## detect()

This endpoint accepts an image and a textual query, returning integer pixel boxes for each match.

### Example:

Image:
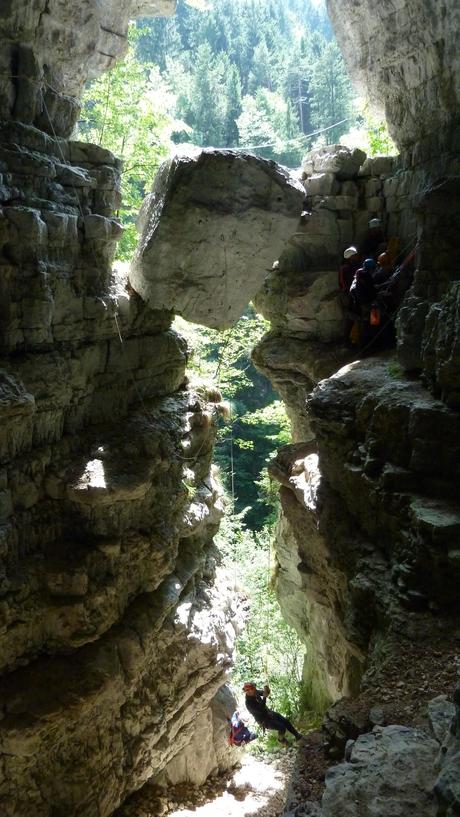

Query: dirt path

[117,732,329,817]
[168,753,294,817]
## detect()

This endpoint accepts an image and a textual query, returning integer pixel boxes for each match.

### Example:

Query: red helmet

[242,682,256,692]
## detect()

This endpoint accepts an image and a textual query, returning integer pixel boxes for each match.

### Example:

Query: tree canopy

[135,0,353,166]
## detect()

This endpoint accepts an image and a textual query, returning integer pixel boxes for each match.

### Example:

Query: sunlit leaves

[78,26,178,258]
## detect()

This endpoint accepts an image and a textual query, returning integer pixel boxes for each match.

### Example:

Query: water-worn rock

[323,725,439,817]
[156,685,240,786]
[130,150,305,329]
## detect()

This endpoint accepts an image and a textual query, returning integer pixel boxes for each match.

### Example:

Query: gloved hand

[263,684,270,697]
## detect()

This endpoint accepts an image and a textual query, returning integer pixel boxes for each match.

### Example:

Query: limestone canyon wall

[0,0,176,137]
[251,1,460,812]
[0,4,243,817]
[1,0,460,815]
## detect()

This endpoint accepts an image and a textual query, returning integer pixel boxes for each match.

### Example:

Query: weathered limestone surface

[435,684,460,816]
[321,685,460,817]
[268,444,365,701]
[326,0,460,152]
[252,0,460,715]
[130,150,305,329]
[309,357,460,612]
[253,144,395,441]
[156,685,240,787]
[0,12,246,812]
[0,0,175,137]
[325,0,460,401]
[323,725,439,817]
[0,117,243,815]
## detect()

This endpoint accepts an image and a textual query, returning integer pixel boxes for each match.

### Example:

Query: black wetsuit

[245,690,300,738]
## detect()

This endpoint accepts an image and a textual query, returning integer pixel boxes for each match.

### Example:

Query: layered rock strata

[0,0,175,137]
[0,119,241,816]
[253,146,400,442]
[251,11,460,817]
[327,0,460,404]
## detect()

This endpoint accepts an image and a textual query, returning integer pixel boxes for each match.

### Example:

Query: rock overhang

[326,0,460,151]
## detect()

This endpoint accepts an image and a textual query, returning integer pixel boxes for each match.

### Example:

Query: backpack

[228,711,249,746]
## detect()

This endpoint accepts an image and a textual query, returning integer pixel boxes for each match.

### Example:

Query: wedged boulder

[129,150,305,329]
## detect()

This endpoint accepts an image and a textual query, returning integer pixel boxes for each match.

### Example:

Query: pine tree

[310,41,352,142]
[248,39,273,93]
[190,43,226,145]
[224,64,243,146]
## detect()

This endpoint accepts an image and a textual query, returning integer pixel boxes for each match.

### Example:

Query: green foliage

[216,513,305,721]
[309,41,352,142]
[387,359,404,379]
[366,116,397,157]
[340,102,397,157]
[77,27,177,259]
[175,309,289,529]
[237,88,304,165]
[135,0,355,166]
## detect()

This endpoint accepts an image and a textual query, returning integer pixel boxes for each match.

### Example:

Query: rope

[0,71,71,98]
[2,68,353,155]
[229,422,238,591]
[263,532,270,679]
[234,116,352,152]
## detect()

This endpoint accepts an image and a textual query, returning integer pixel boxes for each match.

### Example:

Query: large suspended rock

[129,150,305,329]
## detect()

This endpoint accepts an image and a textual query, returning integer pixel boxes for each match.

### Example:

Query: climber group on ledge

[338,217,416,351]
[228,682,304,748]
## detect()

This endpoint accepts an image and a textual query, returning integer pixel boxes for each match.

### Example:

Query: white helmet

[343,246,358,259]
[368,218,381,228]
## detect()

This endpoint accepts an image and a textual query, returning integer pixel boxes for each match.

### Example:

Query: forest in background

[134,0,350,165]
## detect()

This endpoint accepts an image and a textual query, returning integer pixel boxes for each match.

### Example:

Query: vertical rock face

[326,0,460,153]
[0,0,176,137]
[326,0,460,396]
[253,136,460,711]
[0,116,242,816]
[0,4,244,816]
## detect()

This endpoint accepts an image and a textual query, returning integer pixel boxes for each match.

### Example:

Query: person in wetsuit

[242,682,303,745]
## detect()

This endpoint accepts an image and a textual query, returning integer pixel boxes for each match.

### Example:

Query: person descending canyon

[361,217,386,259]
[339,246,361,293]
[242,682,303,746]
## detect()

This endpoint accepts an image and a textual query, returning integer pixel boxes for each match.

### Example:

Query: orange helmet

[378,252,389,266]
